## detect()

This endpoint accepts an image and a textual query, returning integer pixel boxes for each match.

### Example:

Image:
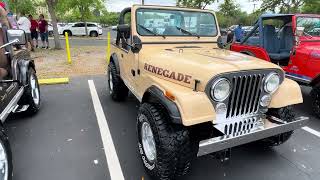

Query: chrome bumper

[197,116,309,157]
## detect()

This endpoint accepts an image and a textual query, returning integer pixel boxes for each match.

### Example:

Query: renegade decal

[144,63,192,84]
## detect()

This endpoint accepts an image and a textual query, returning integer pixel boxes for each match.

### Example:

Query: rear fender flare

[18,59,35,86]
[110,53,120,74]
[142,85,182,124]
[310,75,320,87]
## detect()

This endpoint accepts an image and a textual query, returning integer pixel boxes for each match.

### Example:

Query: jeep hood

[141,47,282,91]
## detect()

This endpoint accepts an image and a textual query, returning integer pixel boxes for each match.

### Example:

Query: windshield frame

[135,7,218,37]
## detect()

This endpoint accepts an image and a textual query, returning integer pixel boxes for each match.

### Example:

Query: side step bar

[197,116,309,157]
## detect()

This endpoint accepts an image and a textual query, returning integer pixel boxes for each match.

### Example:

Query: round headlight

[264,73,280,94]
[211,78,231,101]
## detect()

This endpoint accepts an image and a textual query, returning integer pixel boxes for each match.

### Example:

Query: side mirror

[217,36,225,49]
[117,24,130,38]
[7,29,26,45]
[131,35,142,53]
[296,26,305,37]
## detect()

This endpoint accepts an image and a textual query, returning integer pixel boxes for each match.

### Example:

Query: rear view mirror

[296,27,305,37]
[7,29,26,45]
[131,35,142,53]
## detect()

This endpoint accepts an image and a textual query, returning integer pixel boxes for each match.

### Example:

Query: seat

[280,26,294,53]
[263,25,289,61]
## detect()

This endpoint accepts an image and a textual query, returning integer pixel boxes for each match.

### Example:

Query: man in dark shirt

[29,15,39,48]
[234,24,244,42]
[38,14,49,49]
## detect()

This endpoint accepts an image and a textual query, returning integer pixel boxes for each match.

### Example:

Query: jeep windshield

[136,8,218,37]
[297,17,320,36]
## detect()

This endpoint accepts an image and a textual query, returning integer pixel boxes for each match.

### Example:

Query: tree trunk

[85,21,88,37]
[46,0,62,49]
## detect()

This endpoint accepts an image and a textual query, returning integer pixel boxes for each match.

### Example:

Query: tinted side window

[87,23,97,27]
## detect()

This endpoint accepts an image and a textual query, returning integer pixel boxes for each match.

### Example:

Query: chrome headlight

[264,73,280,94]
[210,78,231,102]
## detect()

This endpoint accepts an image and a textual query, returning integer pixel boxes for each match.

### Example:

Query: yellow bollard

[65,32,72,64]
[107,31,111,64]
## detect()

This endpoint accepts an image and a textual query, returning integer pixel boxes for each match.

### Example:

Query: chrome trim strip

[197,116,309,157]
[0,87,24,122]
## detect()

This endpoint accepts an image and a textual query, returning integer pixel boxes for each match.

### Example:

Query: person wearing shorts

[17,12,34,51]
[38,14,49,49]
[29,15,39,48]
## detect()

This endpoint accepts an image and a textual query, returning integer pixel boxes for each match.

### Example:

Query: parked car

[230,14,320,117]
[0,28,41,180]
[58,22,103,37]
[48,24,53,36]
[108,5,308,180]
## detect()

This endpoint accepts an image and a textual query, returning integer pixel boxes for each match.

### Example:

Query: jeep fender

[18,59,35,86]
[110,53,120,74]
[142,86,182,124]
[270,78,303,108]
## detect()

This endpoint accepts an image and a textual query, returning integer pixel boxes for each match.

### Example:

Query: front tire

[257,106,295,147]
[310,87,320,118]
[0,126,13,180]
[21,67,41,115]
[137,103,197,180]
[108,62,128,101]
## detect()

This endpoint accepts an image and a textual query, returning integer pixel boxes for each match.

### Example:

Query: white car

[58,22,103,37]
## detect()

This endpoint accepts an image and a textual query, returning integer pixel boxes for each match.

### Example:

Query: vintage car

[230,14,320,117]
[107,5,308,179]
[0,27,41,180]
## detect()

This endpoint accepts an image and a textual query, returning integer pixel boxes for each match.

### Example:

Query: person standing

[234,23,244,42]
[17,12,34,51]
[38,14,49,49]
[29,15,39,48]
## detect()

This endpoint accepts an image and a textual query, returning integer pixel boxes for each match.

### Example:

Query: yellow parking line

[39,78,69,85]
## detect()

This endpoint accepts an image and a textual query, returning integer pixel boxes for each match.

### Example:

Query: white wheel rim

[108,71,113,94]
[141,119,156,162]
[0,142,8,180]
[30,74,40,105]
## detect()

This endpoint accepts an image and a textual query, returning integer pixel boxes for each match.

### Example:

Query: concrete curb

[39,78,69,85]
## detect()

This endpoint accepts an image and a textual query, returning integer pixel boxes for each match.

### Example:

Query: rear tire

[63,30,72,36]
[256,106,295,147]
[0,126,13,180]
[20,67,41,115]
[90,31,98,37]
[137,103,197,180]
[108,62,128,101]
[311,87,320,118]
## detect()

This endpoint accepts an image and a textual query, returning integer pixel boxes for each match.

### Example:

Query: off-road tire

[108,62,128,101]
[257,106,295,147]
[310,87,320,118]
[90,31,98,37]
[137,103,197,180]
[0,126,13,180]
[20,67,41,115]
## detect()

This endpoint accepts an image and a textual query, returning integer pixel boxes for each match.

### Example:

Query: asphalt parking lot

[5,76,320,180]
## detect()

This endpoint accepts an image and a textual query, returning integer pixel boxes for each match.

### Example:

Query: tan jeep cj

[107,5,309,180]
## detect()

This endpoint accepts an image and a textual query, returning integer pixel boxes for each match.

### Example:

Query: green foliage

[177,0,218,9]
[218,0,241,17]
[253,0,304,13]
[302,0,320,13]
[8,0,36,14]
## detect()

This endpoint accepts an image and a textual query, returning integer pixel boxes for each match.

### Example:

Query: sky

[105,0,262,13]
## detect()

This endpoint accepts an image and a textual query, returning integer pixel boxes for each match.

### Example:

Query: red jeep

[230,14,320,117]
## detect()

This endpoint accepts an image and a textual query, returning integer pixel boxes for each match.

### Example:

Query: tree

[64,0,105,36]
[46,0,62,49]
[254,0,304,13]
[177,0,218,9]
[218,0,241,17]
[302,0,320,13]
[8,0,35,14]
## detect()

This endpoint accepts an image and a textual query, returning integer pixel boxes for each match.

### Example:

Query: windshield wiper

[176,26,200,38]
[138,24,165,39]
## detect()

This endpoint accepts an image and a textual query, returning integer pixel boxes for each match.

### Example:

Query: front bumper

[197,116,309,157]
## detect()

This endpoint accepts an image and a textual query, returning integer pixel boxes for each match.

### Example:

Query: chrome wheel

[30,74,40,106]
[0,142,8,180]
[141,119,156,162]
[108,71,113,94]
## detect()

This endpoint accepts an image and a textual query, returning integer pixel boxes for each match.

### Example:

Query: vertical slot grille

[226,74,264,118]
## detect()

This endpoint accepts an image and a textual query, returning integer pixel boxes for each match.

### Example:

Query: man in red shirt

[29,15,39,48]
[38,14,49,49]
